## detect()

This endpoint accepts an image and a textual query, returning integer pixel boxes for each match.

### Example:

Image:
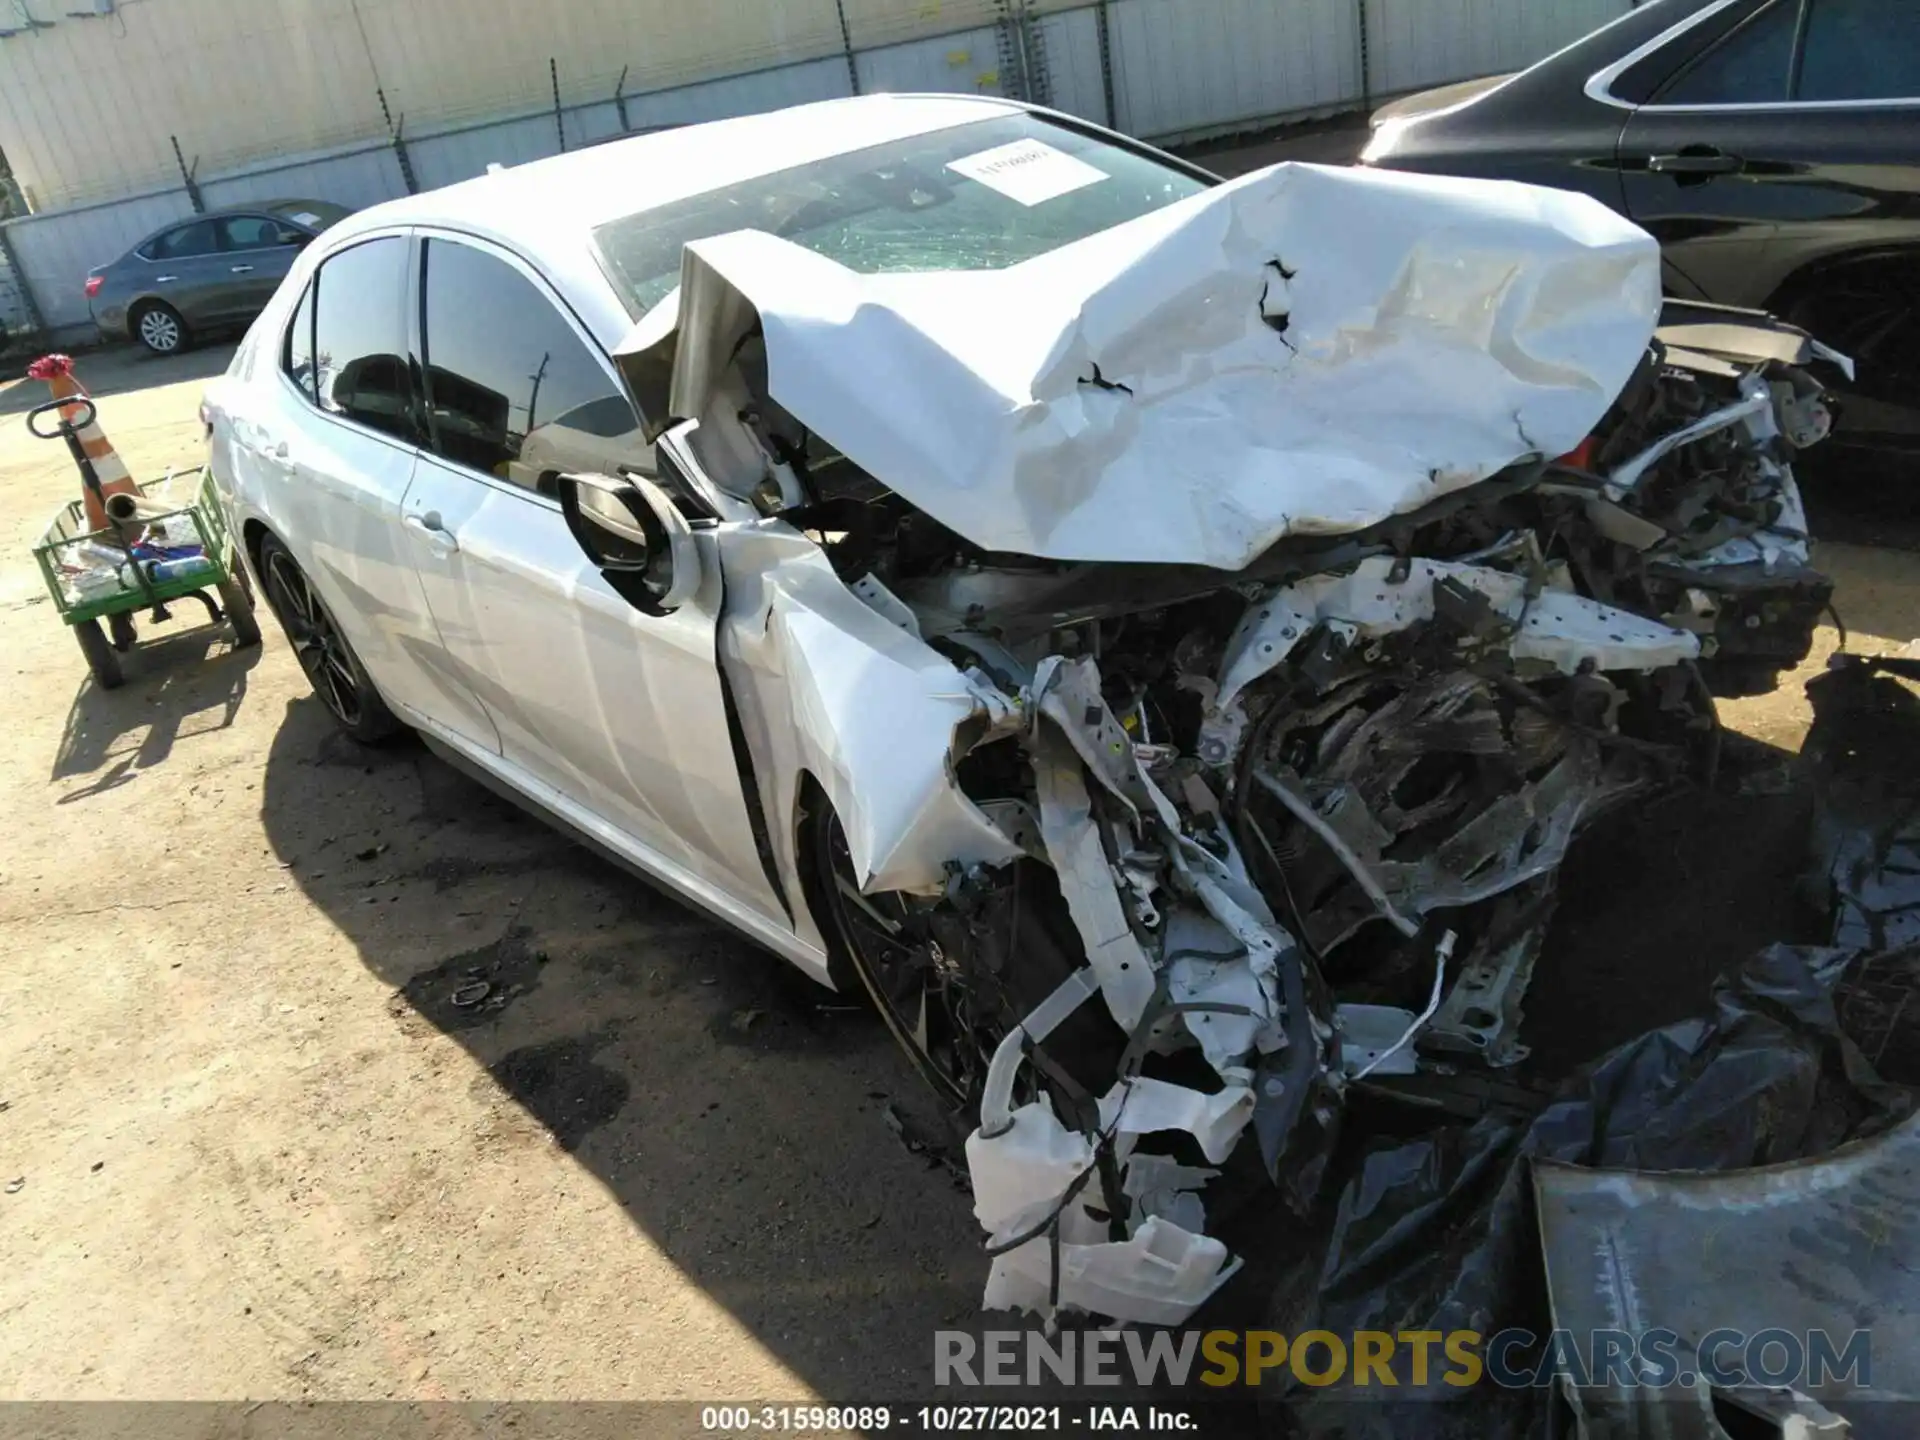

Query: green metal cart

[31,460,261,690]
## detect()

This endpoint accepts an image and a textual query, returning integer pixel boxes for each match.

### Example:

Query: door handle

[405,510,460,553]
[1647,148,1744,179]
[154,274,177,283]
[230,264,255,274]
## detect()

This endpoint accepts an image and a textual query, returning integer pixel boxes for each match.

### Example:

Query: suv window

[283,280,317,401]
[221,215,304,250]
[311,237,419,444]
[1659,0,1799,104]
[420,238,641,491]
[1798,0,1920,101]
[144,219,220,261]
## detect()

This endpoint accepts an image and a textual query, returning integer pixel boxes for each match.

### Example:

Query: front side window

[311,237,418,444]
[221,215,303,250]
[283,280,316,401]
[593,113,1209,315]
[1658,0,1799,104]
[145,220,220,261]
[1798,0,1920,100]
[420,238,640,492]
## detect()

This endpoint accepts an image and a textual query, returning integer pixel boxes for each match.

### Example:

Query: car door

[213,214,306,320]
[400,231,787,921]
[142,218,228,324]
[1618,0,1920,449]
[259,234,501,751]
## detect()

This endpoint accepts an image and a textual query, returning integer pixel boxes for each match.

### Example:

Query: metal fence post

[1095,0,1118,129]
[832,0,861,95]
[1356,0,1373,113]
[170,137,205,213]
[612,65,631,134]
[993,0,1049,105]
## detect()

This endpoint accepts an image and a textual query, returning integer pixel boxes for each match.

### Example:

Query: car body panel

[402,451,793,928]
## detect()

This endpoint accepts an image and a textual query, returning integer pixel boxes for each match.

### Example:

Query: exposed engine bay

[595,161,1846,1327]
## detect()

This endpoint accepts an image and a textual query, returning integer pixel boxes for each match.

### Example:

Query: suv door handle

[405,510,460,553]
[230,264,255,274]
[154,274,177,283]
[1647,148,1744,178]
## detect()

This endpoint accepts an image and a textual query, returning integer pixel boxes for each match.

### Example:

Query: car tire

[800,783,1117,1123]
[255,532,403,743]
[131,301,189,356]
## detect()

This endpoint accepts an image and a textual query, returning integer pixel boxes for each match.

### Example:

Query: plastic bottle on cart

[144,555,215,584]
[67,569,123,604]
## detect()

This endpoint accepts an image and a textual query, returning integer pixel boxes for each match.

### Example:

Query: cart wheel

[108,611,137,651]
[75,619,124,690]
[228,549,255,608]
[219,571,262,648]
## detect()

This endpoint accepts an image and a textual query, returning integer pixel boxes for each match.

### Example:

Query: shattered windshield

[592,113,1210,315]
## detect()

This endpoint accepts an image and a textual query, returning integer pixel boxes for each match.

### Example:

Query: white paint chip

[946,139,1108,206]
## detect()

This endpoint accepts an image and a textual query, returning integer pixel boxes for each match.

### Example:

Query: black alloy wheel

[257,535,401,743]
[811,802,1003,1113]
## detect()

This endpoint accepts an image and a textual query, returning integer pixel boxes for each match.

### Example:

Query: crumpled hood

[630,160,1662,571]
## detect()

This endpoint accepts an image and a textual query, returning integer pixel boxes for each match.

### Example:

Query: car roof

[294,92,1036,347]
[324,94,1020,259]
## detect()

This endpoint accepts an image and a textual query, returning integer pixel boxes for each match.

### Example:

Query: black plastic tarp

[1263,655,1920,1440]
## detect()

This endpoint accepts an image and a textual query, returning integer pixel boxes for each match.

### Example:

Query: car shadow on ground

[256,695,1038,1404]
[250,682,1838,1409]
[51,621,261,800]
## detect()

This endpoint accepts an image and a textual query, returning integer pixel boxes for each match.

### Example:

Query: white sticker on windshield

[289,212,322,227]
[947,139,1108,207]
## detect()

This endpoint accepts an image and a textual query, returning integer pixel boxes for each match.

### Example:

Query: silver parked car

[88,199,352,355]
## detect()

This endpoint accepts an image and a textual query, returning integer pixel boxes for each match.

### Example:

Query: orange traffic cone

[27,353,139,531]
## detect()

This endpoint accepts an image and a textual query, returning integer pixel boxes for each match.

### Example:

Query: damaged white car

[205,94,1845,1329]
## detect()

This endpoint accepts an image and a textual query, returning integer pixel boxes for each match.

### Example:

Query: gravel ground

[1,166,1916,1411]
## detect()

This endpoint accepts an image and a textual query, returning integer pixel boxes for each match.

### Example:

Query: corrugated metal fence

[0,0,1630,344]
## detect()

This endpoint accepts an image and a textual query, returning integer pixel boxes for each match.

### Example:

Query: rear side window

[311,237,419,445]
[1658,0,1799,104]
[419,237,640,491]
[143,220,220,261]
[1797,0,1920,100]
[283,280,316,401]
[222,215,303,250]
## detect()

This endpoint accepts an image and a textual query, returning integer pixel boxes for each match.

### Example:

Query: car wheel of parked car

[1786,269,1919,482]
[256,533,402,742]
[132,301,188,356]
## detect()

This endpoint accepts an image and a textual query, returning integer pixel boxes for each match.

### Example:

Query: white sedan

[204,93,1837,1325]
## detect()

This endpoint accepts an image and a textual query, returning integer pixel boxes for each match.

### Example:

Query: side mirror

[557,470,702,616]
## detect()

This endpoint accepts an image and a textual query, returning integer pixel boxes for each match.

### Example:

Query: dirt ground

[2,339,1917,1410]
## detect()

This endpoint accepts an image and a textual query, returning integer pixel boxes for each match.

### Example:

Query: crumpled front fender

[713,522,1021,901]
